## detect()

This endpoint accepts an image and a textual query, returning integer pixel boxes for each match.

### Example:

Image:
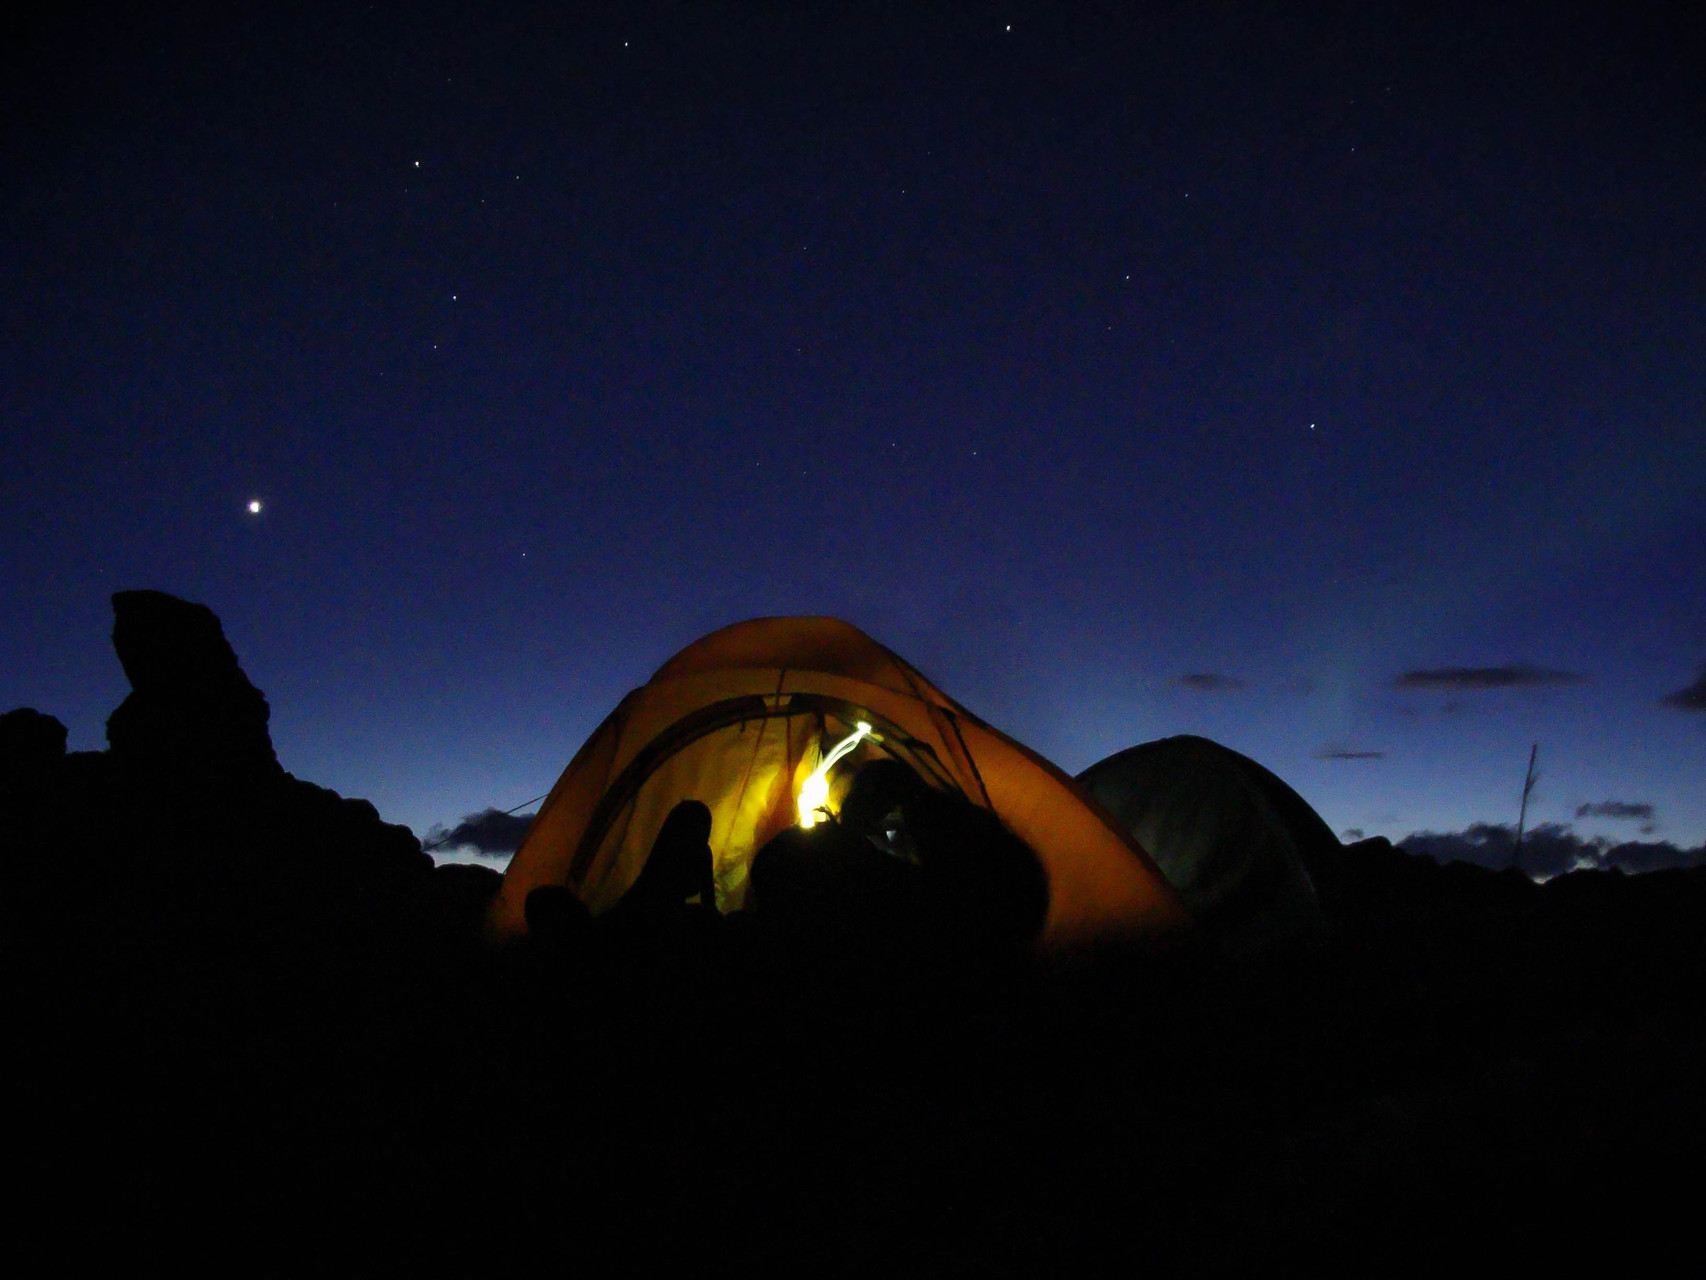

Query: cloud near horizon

[1660,666,1706,711]
[429,808,537,856]
[1315,747,1385,760]
[1393,663,1588,692]
[1176,672,1246,692]
[1398,822,1701,878]
[1575,800,1655,823]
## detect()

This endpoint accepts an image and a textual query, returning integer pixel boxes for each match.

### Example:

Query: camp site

[11,3,1705,1268]
[6,593,1703,1270]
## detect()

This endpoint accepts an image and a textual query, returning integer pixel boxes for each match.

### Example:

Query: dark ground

[6,593,1703,1273]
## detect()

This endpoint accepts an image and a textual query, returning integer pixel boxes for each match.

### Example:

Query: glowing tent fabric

[490,617,1190,951]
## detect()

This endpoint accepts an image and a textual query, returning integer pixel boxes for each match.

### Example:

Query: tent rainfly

[490,617,1190,952]
[1078,735,1330,956]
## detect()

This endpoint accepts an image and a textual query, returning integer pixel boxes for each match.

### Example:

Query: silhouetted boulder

[1,707,67,777]
[89,589,427,875]
[105,590,280,780]
[1,714,116,886]
[426,861,507,940]
[2,590,432,964]
[274,775,426,864]
[1304,833,1540,937]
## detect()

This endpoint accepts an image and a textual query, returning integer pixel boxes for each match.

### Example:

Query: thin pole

[423,791,550,852]
[1514,742,1539,872]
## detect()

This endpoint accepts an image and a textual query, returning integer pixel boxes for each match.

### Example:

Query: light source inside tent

[796,721,875,828]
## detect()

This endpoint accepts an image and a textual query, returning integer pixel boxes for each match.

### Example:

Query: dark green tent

[1078,735,1331,955]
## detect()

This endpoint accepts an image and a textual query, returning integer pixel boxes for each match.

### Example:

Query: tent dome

[1078,735,1328,955]
[491,617,1189,952]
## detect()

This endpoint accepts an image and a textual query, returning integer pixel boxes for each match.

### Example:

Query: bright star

[247,499,263,514]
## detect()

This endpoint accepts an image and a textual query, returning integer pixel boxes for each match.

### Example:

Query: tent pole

[1513,742,1539,874]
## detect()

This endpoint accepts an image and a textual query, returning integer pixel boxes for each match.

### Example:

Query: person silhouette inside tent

[608,799,719,922]
[750,759,1048,956]
[525,802,719,963]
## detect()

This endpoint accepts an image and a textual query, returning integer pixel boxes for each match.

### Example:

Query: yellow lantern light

[796,721,875,828]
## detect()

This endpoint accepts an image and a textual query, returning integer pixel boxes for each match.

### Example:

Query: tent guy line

[423,791,549,852]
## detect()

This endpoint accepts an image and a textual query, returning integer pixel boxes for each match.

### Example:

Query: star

[247,499,263,515]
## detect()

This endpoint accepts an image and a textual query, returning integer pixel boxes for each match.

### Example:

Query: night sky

[5,2,1702,860]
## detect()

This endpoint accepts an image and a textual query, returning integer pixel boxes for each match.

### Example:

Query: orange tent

[490,617,1189,952]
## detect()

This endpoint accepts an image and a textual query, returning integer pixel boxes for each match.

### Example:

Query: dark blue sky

[5,1,1702,855]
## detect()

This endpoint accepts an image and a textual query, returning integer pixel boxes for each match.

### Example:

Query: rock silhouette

[4,590,434,988]
[0,705,67,768]
[104,589,282,777]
